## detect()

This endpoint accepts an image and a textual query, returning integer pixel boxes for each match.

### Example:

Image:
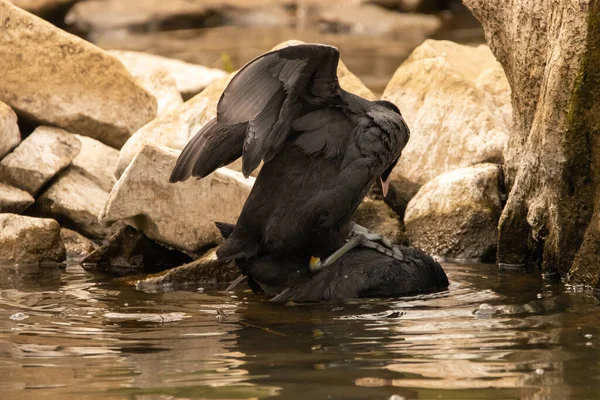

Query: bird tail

[169,119,247,183]
[215,221,234,239]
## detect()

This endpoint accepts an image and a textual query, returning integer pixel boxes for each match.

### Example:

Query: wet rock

[101,144,253,254]
[82,226,192,277]
[382,40,511,186]
[35,168,114,239]
[60,228,98,260]
[0,1,157,148]
[0,126,81,195]
[109,50,228,100]
[354,197,407,245]
[0,101,20,160]
[0,183,34,214]
[318,3,440,39]
[0,214,65,264]
[8,0,71,15]
[404,163,503,261]
[71,135,118,192]
[136,248,239,289]
[115,39,373,178]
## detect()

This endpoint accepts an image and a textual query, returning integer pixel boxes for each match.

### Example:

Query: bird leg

[309,223,404,272]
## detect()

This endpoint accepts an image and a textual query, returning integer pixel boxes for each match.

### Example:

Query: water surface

[1,262,599,399]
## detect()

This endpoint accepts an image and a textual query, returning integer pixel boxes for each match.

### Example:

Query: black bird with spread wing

[170,44,410,270]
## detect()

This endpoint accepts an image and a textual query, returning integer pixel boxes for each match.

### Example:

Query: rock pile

[1,0,511,280]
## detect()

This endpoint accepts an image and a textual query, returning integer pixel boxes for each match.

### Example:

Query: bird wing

[217,44,344,177]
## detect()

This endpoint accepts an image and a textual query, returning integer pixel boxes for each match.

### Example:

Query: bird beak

[380,177,390,197]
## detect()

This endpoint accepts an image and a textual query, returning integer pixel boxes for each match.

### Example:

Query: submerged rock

[101,144,253,254]
[115,39,373,178]
[136,248,238,290]
[60,228,98,260]
[0,126,81,195]
[0,214,65,264]
[82,226,192,277]
[0,1,157,148]
[109,50,228,100]
[71,135,119,193]
[404,163,503,261]
[0,183,34,214]
[382,40,511,186]
[0,101,20,160]
[35,168,114,239]
[354,197,407,245]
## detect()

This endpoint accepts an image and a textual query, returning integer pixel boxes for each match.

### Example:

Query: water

[1,262,599,399]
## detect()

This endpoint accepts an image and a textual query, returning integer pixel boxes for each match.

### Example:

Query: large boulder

[108,50,228,100]
[0,126,81,195]
[0,101,20,160]
[0,214,65,264]
[101,144,254,254]
[382,40,511,186]
[71,134,119,192]
[114,40,374,178]
[35,168,113,239]
[0,183,34,213]
[404,163,503,261]
[0,1,157,148]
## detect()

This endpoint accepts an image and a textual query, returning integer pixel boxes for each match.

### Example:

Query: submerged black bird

[170,44,410,269]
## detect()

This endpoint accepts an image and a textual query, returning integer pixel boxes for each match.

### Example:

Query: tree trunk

[463,0,600,285]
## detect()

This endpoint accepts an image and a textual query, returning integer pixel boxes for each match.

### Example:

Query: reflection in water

[1,262,599,399]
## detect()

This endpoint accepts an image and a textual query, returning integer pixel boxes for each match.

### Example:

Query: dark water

[1,262,599,400]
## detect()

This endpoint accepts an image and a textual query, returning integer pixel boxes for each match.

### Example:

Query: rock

[60,228,98,260]
[382,39,511,186]
[354,197,407,245]
[463,0,600,286]
[115,39,373,178]
[318,3,440,39]
[0,214,65,264]
[82,226,192,277]
[0,126,81,195]
[0,182,34,213]
[35,168,115,239]
[8,0,70,15]
[404,163,503,261]
[108,50,228,100]
[136,248,239,290]
[0,101,20,160]
[383,177,422,220]
[0,1,157,148]
[101,144,254,254]
[71,135,119,192]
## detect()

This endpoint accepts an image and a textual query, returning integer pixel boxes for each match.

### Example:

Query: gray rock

[0,182,34,213]
[0,214,65,264]
[0,1,157,148]
[0,126,81,195]
[136,248,239,290]
[382,40,511,186]
[0,101,20,160]
[354,197,407,245]
[60,228,98,260]
[101,144,253,254]
[108,50,227,100]
[72,135,119,192]
[35,168,114,239]
[82,226,192,277]
[404,163,503,261]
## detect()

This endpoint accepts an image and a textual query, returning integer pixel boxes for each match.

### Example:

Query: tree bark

[463,0,600,285]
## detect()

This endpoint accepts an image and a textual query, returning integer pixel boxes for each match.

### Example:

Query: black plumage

[170,44,410,264]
